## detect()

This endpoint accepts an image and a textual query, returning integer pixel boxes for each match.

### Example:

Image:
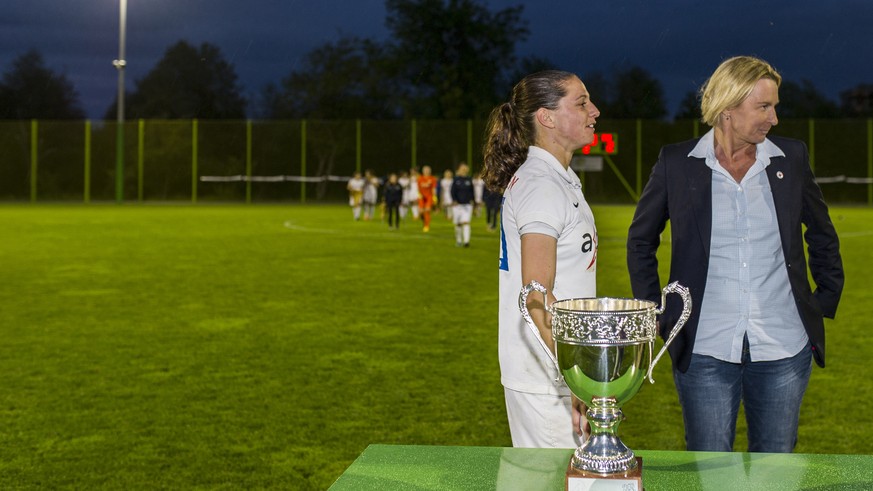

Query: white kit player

[498,148,598,446]
[398,171,410,219]
[439,169,454,219]
[472,172,485,217]
[361,170,379,221]
[405,168,420,219]
[481,70,601,449]
[347,171,365,220]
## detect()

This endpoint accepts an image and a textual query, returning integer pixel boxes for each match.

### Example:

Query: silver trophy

[519,281,691,481]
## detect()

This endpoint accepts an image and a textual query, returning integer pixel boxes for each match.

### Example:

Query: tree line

[1,0,870,121]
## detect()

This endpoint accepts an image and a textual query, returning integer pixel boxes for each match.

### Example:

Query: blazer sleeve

[799,145,844,318]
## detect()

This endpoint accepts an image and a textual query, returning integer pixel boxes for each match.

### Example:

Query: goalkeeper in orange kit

[417,165,438,232]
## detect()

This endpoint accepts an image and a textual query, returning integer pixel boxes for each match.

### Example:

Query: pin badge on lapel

[776,171,784,179]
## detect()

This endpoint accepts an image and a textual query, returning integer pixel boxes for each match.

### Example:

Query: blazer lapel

[766,158,793,256]
[687,158,712,257]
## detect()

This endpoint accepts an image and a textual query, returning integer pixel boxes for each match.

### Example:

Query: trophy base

[565,457,643,491]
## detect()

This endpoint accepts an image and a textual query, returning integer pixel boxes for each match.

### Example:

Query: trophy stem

[570,397,637,475]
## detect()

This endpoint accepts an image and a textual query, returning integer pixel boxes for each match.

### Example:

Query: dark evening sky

[2,0,870,119]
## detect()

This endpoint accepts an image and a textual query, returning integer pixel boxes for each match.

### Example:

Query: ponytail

[481,102,528,193]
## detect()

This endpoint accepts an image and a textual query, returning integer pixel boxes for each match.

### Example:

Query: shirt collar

[688,129,786,168]
[528,145,579,187]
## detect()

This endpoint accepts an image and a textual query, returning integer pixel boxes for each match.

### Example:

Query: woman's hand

[572,395,590,439]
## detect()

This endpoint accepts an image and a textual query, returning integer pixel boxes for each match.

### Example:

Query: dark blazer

[627,135,844,372]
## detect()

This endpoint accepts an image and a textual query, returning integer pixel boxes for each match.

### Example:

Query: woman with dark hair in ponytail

[482,70,600,448]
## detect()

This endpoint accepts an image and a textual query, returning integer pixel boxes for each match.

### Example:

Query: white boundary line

[282,220,342,235]
[283,220,873,242]
[282,220,435,240]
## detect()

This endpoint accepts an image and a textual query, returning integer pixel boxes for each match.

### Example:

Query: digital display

[580,133,618,155]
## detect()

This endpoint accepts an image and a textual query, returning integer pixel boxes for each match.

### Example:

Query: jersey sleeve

[511,175,569,236]
[519,221,559,238]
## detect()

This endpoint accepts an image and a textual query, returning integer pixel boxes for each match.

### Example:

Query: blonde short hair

[700,56,782,126]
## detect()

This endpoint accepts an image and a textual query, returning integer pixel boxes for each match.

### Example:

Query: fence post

[30,119,37,203]
[808,118,816,173]
[116,120,124,203]
[467,119,473,172]
[246,119,253,204]
[84,120,91,203]
[300,119,307,203]
[356,119,362,174]
[635,119,642,198]
[868,118,872,207]
[192,119,198,203]
[137,119,144,202]
[411,119,417,168]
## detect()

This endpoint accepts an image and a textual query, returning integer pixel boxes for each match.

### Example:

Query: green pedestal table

[330,444,873,490]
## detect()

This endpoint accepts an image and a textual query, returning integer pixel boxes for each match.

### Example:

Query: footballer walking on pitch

[347,172,365,221]
[417,166,438,232]
[451,162,475,247]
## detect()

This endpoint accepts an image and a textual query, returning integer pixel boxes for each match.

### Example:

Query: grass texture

[0,203,869,489]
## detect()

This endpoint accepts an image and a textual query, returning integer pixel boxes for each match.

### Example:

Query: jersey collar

[528,146,579,187]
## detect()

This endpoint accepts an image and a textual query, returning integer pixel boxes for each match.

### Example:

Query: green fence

[1,118,872,204]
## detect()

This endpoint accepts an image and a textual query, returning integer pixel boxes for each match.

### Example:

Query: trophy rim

[557,337,655,346]
[550,296,658,315]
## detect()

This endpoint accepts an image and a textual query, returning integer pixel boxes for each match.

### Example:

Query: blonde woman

[627,56,844,452]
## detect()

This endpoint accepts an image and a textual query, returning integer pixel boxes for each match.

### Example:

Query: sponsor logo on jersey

[581,232,598,271]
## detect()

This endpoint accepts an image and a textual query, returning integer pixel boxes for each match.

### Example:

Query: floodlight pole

[113,0,127,203]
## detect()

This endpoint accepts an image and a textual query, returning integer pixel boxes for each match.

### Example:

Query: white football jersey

[347,177,365,193]
[498,146,597,395]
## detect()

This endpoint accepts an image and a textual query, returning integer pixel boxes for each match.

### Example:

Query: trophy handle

[518,281,560,372]
[646,281,692,383]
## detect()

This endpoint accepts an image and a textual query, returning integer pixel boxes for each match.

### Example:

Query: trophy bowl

[520,282,691,478]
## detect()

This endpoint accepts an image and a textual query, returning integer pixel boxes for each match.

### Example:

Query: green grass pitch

[0,203,870,489]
